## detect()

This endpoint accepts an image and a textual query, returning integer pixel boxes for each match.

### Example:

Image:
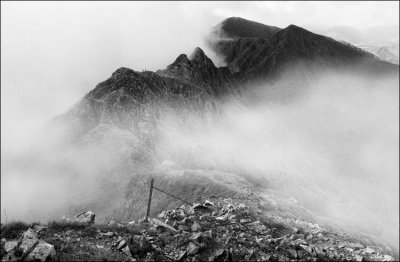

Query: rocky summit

[1,198,397,261]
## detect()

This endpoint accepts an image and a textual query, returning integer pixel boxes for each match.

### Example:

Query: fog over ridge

[1,1,399,256]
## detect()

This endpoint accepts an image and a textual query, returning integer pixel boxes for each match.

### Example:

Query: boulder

[3,241,18,253]
[74,210,95,224]
[19,229,39,258]
[25,241,56,261]
[2,229,56,262]
[128,235,153,257]
[62,210,95,225]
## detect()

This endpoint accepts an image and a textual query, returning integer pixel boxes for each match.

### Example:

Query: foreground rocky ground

[1,196,397,261]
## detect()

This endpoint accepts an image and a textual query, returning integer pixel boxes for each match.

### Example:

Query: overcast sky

[1,1,399,154]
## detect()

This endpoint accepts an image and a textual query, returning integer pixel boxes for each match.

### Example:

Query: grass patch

[0,221,40,239]
[93,223,144,235]
[86,223,152,236]
[47,220,89,231]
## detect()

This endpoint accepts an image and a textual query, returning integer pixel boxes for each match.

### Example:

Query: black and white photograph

[1,1,399,261]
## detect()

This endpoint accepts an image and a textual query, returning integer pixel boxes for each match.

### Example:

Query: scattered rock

[383,255,395,261]
[287,249,297,259]
[108,220,125,228]
[204,200,214,207]
[187,242,199,256]
[192,232,203,241]
[102,232,116,237]
[4,197,397,262]
[364,247,375,254]
[121,245,131,256]
[191,222,202,232]
[117,239,127,251]
[151,218,177,232]
[348,243,365,250]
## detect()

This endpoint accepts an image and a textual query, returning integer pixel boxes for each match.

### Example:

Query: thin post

[146,178,154,219]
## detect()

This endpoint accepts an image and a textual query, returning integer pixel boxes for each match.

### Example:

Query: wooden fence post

[146,178,154,219]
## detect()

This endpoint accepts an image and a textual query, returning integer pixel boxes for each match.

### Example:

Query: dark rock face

[211,22,398,81]
[215,17,281,40]
[53,46,243,146]
[53,18,398,145]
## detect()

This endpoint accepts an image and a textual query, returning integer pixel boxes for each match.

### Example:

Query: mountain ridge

[56,19,398,144]
[41,18,399,248]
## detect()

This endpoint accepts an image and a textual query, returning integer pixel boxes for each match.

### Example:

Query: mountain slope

[29,17,400,257]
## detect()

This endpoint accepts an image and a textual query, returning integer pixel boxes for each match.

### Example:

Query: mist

[1,1,399,255]
[155,71,399,251]
[2,1,398,155]
[2,64,398,253]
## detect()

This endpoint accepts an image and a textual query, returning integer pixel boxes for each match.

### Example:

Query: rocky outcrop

[107,198,397,261]
[1,228,56,262]
[62,210,95,225]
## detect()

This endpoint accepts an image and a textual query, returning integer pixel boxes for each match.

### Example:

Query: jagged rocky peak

[167,47,215,70]
[280,24,312,36]
[170,54,190,67]
[189,47,217,67]
[164,47,219,78]
[111,67,139,78]
[216,16,281,39]
[189,47,207,61]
